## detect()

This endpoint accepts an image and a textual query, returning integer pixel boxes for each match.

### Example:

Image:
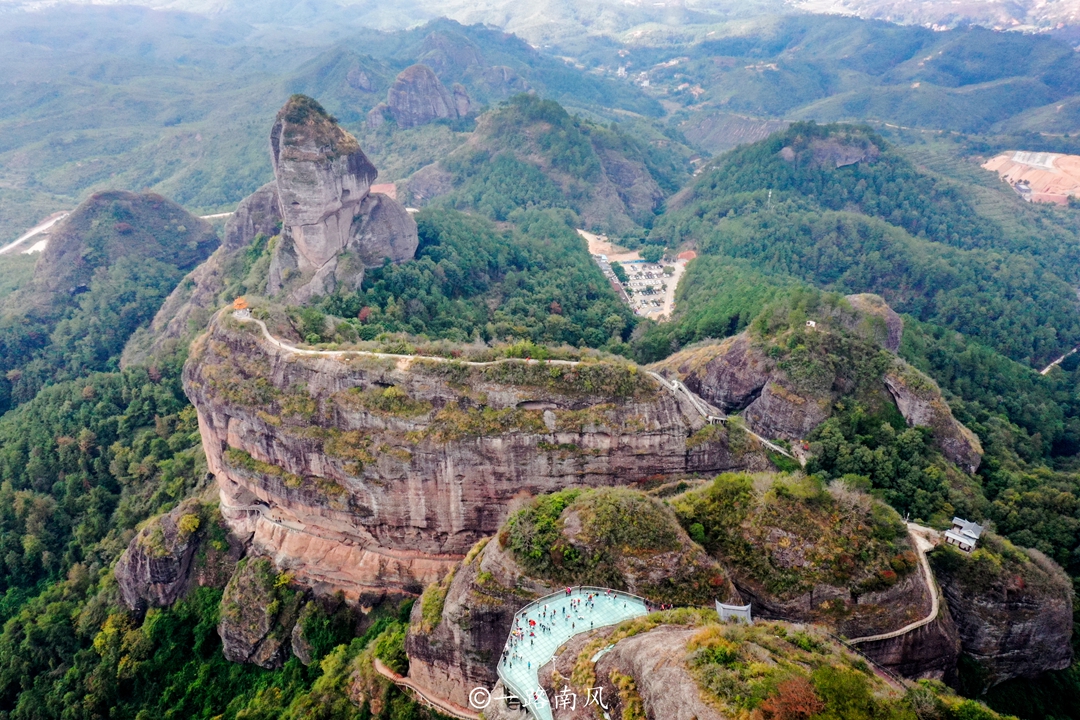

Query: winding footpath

[372,658,480,720]
[231,311,796,460]
[846,523,941,645]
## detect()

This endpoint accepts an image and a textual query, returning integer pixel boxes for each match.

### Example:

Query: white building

[945,517,984,553]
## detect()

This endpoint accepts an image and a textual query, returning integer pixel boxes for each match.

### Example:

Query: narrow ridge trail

[230,310,797,460]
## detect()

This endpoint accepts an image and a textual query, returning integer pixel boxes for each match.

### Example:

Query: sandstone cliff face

[930,537,1074,688]
[884,367,983,473]
[405,486,742,709]
[123,182,282,366]
[655,294,983,472]
[184,313,772,602]
[406,540,546,709]
[857,611,962,682]
[386,64,462,128]
[265,95,418,304]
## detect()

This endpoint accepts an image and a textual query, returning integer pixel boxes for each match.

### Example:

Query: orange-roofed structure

[233,297,249,310]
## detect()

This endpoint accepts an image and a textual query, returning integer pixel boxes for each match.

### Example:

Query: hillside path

[846,523,941,645]
[373,658,480,720]
[231,311,796,459]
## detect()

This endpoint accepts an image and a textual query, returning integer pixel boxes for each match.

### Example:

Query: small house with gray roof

[945,517,984,553]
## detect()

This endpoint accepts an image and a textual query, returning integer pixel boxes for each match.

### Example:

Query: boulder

[115,500,205,613]
[218,556,307,668]
[268,96,376,275]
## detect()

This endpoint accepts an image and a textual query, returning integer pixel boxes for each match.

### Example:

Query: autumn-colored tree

[759,676,825,720]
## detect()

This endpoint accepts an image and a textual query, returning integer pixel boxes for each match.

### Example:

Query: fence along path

[844,523,942,645]
[498,586,651,720]
[372,658,481,720]
[230,311,796,460]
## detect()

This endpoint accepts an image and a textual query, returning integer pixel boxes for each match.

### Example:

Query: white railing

[496,586,654,719]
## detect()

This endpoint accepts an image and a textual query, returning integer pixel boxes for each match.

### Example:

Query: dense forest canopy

[3,10,1080,712]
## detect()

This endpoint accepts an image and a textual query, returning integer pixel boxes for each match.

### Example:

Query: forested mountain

[4,3,1080,718]
[652,123,1080,367]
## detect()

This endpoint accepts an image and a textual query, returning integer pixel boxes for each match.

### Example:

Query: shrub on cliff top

[672,472,913,600]
[501,487,723,605]
[929,532,1071,598]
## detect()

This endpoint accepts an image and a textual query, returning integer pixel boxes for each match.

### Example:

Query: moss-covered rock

[218,556,308,668]
[115,499,240,614]
[929,533,1073,689]
[671,472,927,638]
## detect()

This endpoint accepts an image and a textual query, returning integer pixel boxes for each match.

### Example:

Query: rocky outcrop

[930,535,1074,688]
[183,312,773,602]
[451,83,471,117]
[655,294,983,473]
[844,293,903,352]
[657,334,830,441]
[884,366,983,473]
[115,500,204,613]
[406,486,741,711]
[123,183,282,366]
[403,164,455,205]
[264,95,417,303]
[596,148,664,223]
[366,103,389,130]
[115,499,244,614]
[743,380,833,441]
[779,136,881,168]
[386,64,462,128]
[573,626,726,720]
[219,556,307,668]
[406,540,545,709]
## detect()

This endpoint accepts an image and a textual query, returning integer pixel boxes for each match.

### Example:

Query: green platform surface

[497,587,649,720]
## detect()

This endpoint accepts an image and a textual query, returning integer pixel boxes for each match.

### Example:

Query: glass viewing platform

[496,586,650,720]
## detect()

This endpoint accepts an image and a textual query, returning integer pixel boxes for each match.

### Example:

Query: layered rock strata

[184,313,773,602]
[265,95,418,303]
[656,294,983,471]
